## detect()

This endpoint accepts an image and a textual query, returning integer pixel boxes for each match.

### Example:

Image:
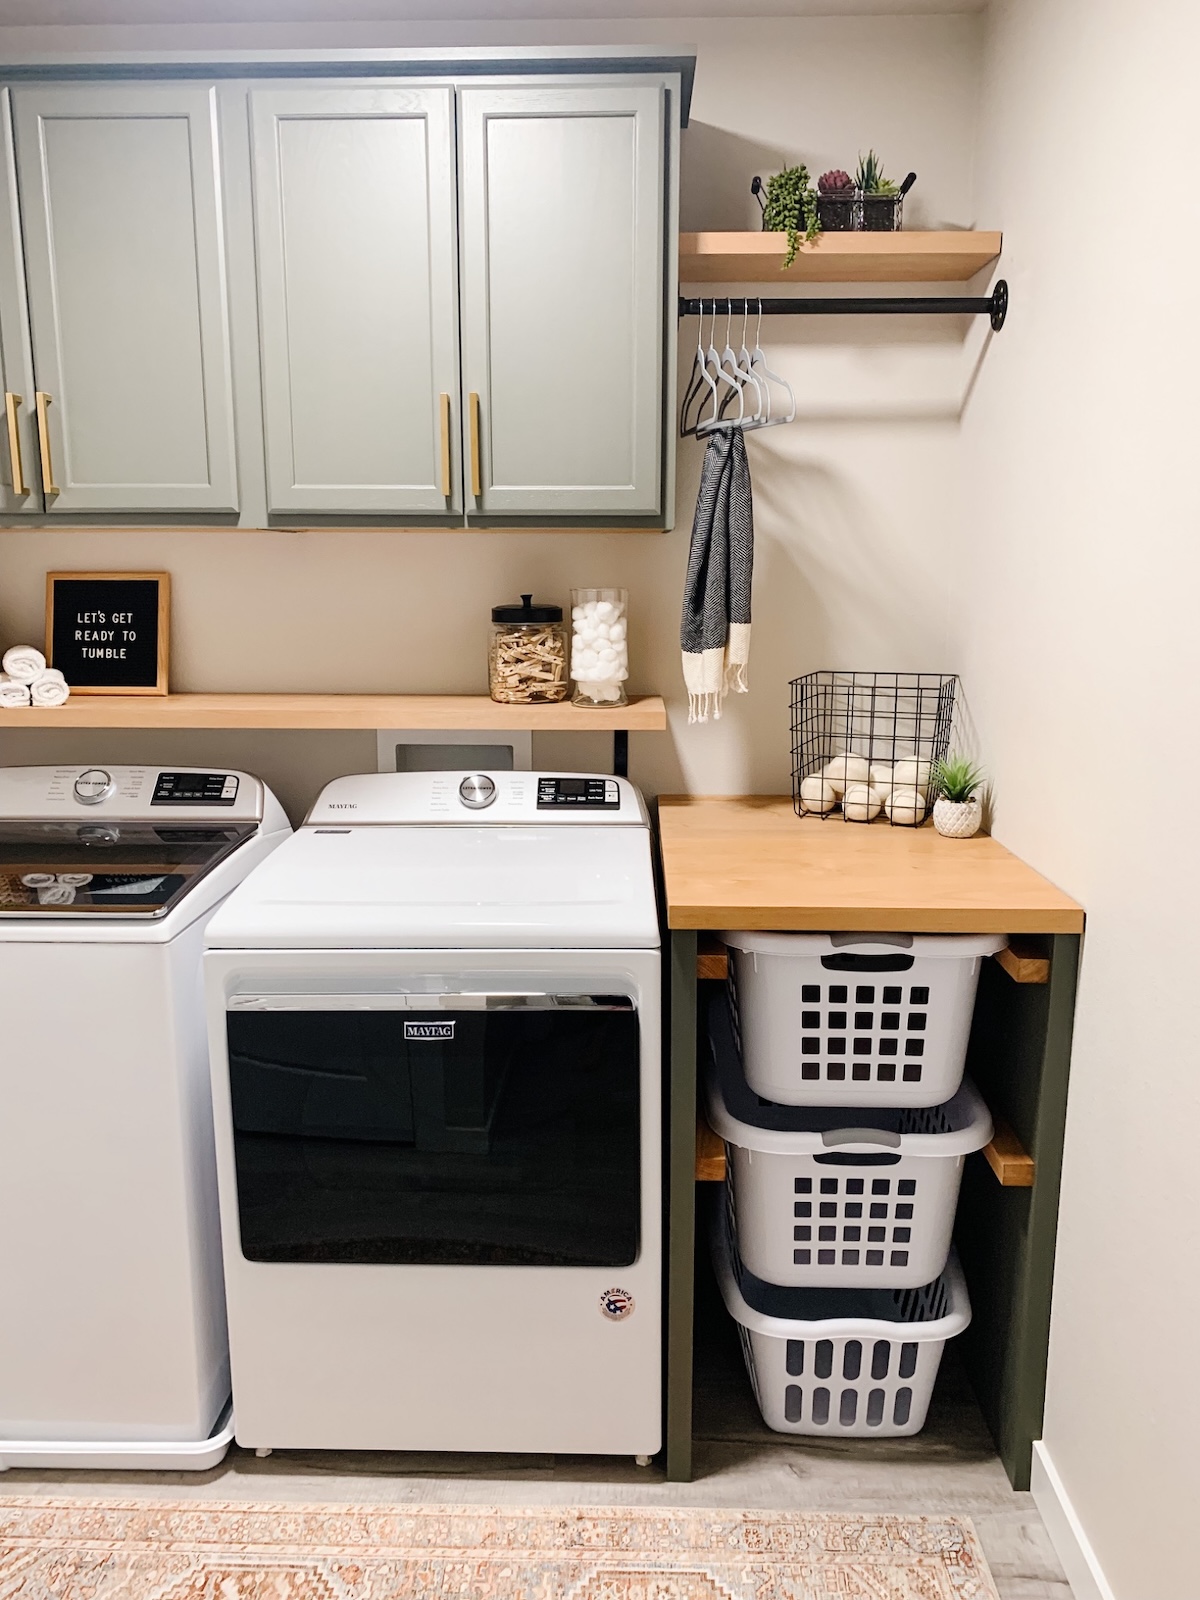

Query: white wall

[961,1,1200,1595]
[0,13,981,819]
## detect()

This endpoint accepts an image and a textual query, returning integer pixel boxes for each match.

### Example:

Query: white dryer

[0,765,290,1472]
[204,771,661,1460]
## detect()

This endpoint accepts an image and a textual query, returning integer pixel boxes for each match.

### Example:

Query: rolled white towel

[30,672,69,708]
[56,873,93,887]
[36,882,76,906]
[0,675,31,706]
[2,645,45,683]
[20,872,55,888]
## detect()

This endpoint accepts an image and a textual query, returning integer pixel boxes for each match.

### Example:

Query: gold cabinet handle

[4,393,26,496]
[439,391,451,498]
[468,390,482,500]
[35,392,58,496]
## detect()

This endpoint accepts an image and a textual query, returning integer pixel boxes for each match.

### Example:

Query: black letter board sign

[46,572,170,695]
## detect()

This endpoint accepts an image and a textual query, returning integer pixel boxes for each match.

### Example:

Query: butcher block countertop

[656,796,1084,935]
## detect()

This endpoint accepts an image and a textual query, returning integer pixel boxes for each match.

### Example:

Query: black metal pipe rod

[680,279,1008,331]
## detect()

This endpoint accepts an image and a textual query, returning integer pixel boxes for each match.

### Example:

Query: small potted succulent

[931,754,986,839]
[755,165,821,268]
[856,150,914,232]
[816,169,856,232]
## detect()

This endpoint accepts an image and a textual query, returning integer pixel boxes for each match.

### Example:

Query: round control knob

[458,773,497,810]
[73,768,114,806]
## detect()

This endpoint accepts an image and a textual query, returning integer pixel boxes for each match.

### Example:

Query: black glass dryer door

[226,997,640,1267]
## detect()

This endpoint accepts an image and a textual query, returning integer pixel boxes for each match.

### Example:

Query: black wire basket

[790,671,956,825]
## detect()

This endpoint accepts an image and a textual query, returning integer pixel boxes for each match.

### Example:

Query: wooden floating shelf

[679,230,1002,285]
[0,693,667,732]
[995,939,1051,985]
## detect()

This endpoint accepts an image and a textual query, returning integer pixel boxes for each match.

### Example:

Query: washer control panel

[152,771,240,807]
[0,766,263,821]
[73,768,115,806]
[537,776,620,809]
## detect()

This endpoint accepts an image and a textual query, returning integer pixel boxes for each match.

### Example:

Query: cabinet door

[459,83,665,518]
[0,91,38,516]
[250,85,460,516]
[11,84,238,515]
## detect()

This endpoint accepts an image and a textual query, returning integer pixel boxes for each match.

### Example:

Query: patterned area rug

[0,1497,1001,1598]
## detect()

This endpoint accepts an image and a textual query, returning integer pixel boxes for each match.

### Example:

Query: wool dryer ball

[885,786,927,826]
[799,776,837,814]
[842,783,884,822]
[892,757,932,789]
[822,753,870,794]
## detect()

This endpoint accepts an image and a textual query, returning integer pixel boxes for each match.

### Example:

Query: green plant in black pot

[761,165,820,268]
[856,149,901,232]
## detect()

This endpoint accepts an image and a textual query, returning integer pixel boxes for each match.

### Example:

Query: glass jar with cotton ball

[570,588,628,708]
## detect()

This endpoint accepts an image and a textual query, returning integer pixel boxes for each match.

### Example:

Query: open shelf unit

[0,693,666,731]
[679,230,1002,283]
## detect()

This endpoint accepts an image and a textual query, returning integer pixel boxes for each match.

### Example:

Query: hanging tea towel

[680,427,754,722]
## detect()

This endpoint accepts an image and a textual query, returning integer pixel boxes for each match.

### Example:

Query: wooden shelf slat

[696,934,729,981]
[994,940,1051,984]
[695,1112,726,1182]
[0,692,666,732]
[983,1115,1036,1187]
[679,230,1002,284]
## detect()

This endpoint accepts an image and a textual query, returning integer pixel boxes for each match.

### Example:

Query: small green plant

[855,149,898,196]
[762,165,821,269]
[932,754,985,803]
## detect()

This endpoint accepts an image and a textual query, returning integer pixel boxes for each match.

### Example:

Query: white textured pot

[932,796,982,839]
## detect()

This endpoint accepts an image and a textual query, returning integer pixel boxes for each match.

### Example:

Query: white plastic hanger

[698,302,745,434]
[750,298,796,425]
[734,300,768,429]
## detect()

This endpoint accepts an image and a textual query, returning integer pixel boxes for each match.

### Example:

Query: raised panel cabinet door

[459,83,665,518]
[11,84,238,515]
[250,85,460,516]
[0,90,39,515]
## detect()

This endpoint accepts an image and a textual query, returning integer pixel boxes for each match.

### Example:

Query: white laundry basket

[713,1205,971,1438]
[723,929,1006,1108]
[708,990,992,1289]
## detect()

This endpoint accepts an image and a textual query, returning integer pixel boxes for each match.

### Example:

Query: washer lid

[0,820,258,917]
[205,823,660,949]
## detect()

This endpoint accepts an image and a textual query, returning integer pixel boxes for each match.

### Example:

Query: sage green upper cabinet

[458,82,666,519]
[11,84,238,515]
[249,85,461,516]
[0,90,39,515]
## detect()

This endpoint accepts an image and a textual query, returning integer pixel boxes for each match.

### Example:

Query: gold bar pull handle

[468,390,482,500]
[438,391,452,498]
[35,391,58,496]
[4,393,26,496]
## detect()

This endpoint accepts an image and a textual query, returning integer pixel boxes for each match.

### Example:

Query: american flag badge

[599,1287,635,1321]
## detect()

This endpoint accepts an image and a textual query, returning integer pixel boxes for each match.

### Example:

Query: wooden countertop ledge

[657,796,1083,935]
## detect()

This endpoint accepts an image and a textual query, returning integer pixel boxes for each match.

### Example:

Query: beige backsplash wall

[0,13,983,821]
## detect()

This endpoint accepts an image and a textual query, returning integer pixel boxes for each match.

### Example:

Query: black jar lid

[491,593,562,624]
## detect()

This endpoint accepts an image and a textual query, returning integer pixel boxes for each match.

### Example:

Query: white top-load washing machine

[0,765,290,1472]
[204,770,662,1459]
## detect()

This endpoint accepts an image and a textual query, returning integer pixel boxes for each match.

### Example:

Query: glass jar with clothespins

[488,595,569,705]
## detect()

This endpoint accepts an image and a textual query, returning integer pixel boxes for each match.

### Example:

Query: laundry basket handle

[821,1127,903,1149]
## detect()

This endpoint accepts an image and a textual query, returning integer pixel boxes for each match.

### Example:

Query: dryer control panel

[306,770,648,826]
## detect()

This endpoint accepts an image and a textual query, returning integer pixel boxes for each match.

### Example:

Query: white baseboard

[1031,1441,1116,1600]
